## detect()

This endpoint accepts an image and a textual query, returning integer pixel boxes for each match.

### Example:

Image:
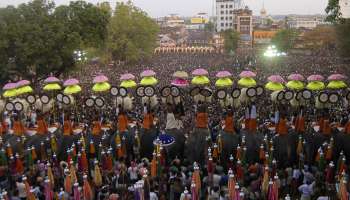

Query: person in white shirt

[16,178,27,200]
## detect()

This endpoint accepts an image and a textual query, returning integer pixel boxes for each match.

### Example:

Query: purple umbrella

[307,75,324,82]
[3,82,17,90]
[44,76,60,84]
[171,78,189,87]
[216,71,232,78]
[192,68,208,76]
[64,78,79,86]
[268,75,285,83]
[16,80,31,87]
[288,74,304,81]
[141,70,156,77]
[327,74,346,81]
[239,70,256,78]
[120,73,135,80]
[93,75,109,83]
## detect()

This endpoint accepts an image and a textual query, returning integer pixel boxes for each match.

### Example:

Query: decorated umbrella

[265,75,285,91]
[286,74,304,90]
[172,71,189,87]
[140,70,158,86]
[92,75,111,93]
[120,73,137,88]
[215,71,233,87]
[327,74,347,89]
[63,79,81,95]
[306,75,325,91]
[153,132,175,147]
[3,82,18,98]
[16,80,33,95]
[238,70,256,87]
[191,68,210,85]
[43,76,62,94]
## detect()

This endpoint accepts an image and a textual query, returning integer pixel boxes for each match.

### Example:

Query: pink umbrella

[288,74,304,81]
[93,75,109,83]
[64,78,79,86]
[44,76,60,84]
[216,71,232,78]
[239,70,256,78]
[141,70,156,77]
[3,82,17,90]
[192,68,208,76]
[307,75,324,82]
[268,75,285,83]
[328,74,346,81]
[120,73,135,80]
[16,80,30,87]
[171,78,189,87]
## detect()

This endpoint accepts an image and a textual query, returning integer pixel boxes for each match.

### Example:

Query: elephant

[166,128,186,161]
[185,128,211,165]
[240,130,264,164]
[139,128,158,160]
[219,130,240,165]
[272,130,298,168]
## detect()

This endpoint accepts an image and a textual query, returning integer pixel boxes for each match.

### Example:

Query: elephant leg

[221,132,239,166]
[140,129,156,160]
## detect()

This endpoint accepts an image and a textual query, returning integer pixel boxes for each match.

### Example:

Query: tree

[271,29,298,51]
[221,29,240,54]
[107,1,159,63]
[0,0,110,83]
[325,0,344,23]
[335,19,350,57]
[204,21,215,32]
[302,26,336,50]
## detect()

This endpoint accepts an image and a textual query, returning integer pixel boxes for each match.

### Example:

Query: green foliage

[204,21,215,32]
[325,0,345,23]
[221,29,240,54]
[0,0,110,83]
[271,29,298,51]
[335,19,350,57]
[107,1,159,63]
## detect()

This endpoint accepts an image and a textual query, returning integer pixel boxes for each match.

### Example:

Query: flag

[115,134,123,158]
[296,136,303,156]
[93,161,102,187]
[69,164,77,186]
[40,142,47,160]
[228,169,236,200]
[191,181,198,200]
[31,147,37,161]
[64,172,72,194]
[151,152,157,177]
[236,145,241,160]
[325,141,333,161]
[26,148,33,169]
[81,150,88,172]
[44,180,54,200]
[50,135,57,154]
[338,177,349,200]
[89,140,95,156]
[6,143,12,157]
[262,166,269,194]
[15,154,24,174]
[259,144,265,161]
[192,163,201,195]
[236,160,243,181]
[47,164,55,188]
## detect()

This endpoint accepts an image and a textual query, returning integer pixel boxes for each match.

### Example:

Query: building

[340,0,350,18]
[234,7,253,46]
[286,15,327,29]
[216,0,241,32]
[253,30,277,45]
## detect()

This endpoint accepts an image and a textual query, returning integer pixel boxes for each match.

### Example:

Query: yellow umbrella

[92,82,111,92]
[120,80,137,88]
[306,81,325,91]
[16,86,33,95]
[3,89,17,98]
[215,78,233,87]
[43,83,62,91]
[238,77,256,87]
[286,81,304,90]
[265,82,285,91]
[191,76,210,85]
[140,77,158,86]
[63,85,81,95]
[327,81,347,89]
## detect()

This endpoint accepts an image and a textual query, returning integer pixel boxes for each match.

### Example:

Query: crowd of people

[0,50,350,200]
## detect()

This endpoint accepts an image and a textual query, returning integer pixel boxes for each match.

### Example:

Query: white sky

[0,0,329,17]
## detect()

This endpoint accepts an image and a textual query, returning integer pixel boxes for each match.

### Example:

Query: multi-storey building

[339,0,350,18]
[216,0,240,32]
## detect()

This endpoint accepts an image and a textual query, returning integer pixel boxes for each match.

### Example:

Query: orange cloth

[118,114,128,133]
[224,116,235,133]
[244,118,250,130]
[195,112,208,128]
[143,113,154,130]
[63,120,72,136]
[92,121,101,136]
[318,118,324,133]
[276,118,288,135]
[37,119,48,135]
[248,119,257,133]
[323,120,331,135]
[345,121,350,134]
[0,121,7,134]
[13,121,24,136]
[295,116,305,133]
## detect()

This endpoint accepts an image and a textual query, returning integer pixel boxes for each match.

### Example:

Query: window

[230,10,233,14]
[229,5,233,8]
[221,11,224,14]
[229,16,232,20]
[225,17,228,20]
[221,5,224,8]
[226,4,228,8]
[221,23,224,26]
[225,23,228,26]
[229,23,233,26]
[226,10,228,14]
[221,17,224,20]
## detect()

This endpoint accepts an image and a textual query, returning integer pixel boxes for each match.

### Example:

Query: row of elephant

[3,126,350,168]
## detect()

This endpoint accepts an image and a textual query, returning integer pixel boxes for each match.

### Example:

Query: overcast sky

[0,0,329,17]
